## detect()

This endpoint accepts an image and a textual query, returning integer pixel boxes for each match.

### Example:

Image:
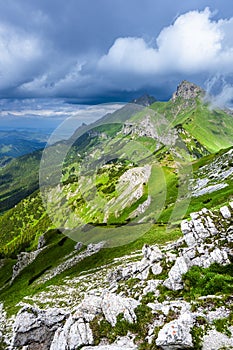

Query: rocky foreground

[1,202,233,349]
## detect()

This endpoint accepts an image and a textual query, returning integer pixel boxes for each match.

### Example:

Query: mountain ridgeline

[0,81,232,349]
[0,80,233,255]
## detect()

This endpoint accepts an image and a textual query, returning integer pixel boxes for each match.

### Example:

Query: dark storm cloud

[1,0,233,102]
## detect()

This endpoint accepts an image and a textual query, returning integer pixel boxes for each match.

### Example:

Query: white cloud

[98,8,233,77]
[99,37,159,74]
[11,7,233,103]
[156,8,223,73]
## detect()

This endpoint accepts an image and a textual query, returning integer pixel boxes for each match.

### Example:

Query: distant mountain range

[0,130,47,158]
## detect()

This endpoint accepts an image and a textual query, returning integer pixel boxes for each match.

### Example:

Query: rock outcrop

[131,94,156,107]
[12,250,43,281]
[50,292,139,349]
[156,311,194,349]
[164,204,232,290]
[6,203,233,350]
[108,244,164,282]
[10,292,139,350]
[172,80,205,101]
[11,306,68,349]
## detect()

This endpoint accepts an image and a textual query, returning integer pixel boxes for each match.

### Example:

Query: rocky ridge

[172,80,205,101]
[1,202,232,349]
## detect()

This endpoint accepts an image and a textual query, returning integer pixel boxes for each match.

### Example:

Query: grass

[0,93,233,325]
[182,263,233,299]
[0,150,42,213]
[0,224,181,315]
[0,231,76,315]
[90,304,156,348]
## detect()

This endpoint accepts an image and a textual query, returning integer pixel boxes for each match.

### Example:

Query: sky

[1,0,233,105]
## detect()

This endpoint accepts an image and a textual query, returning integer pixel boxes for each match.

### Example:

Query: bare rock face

[11,306,68,350]
[163,257,189,291]
[12,251,42,281]
[49,292,139,350]
[172,80,204,101]
[131,94,156,107]
[164,204,233,291]
[37,234,46,249]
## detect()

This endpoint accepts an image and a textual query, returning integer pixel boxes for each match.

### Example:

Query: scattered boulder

[220,205,231,219]
[142,244,163,263]
[163,257,189,290]
[74,242,83,251]
[11,306,68,350]
[50,292,139,350]
[156,311,194,349]
[101,292,139,326]
[50,315,94,350]
[37,234,46,249]
[202,327,233,350]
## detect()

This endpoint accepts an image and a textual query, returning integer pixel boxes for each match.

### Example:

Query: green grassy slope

[0,84,232,316]
[0,150,42,213]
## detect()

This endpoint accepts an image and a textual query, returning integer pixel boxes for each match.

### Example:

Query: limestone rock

[148,300,191,318]
[101,292,139,326]
[108,244,163,282]
[74,242,83,251]
[87,242,106,253]
[50,296,102,349]
[82,335,138,349]
[156,312,194,349]
[133,258,151,280]
[220,205,231,219]
[143,279,162,295]
[37,234,46,249]
[163,257,189,290]
[142,244,163,263]
[50,292,139,350]
[11,306,68,349]
[181,209,219,248]
[151,263,163,276]
[202,327,233,350]
[50,316,94,350]
[12,251,41,281]
[172,80,204,101]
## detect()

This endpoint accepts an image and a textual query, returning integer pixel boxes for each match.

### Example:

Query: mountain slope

[1,81,233,255]
[0,130,47,157]
[0,81,232,349]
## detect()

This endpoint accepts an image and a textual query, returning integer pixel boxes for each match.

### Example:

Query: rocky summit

[0,81,232,349]
[172,80,205,101]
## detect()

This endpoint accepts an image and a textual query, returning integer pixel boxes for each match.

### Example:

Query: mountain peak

[131,94,156,106]
[172,80,205,101]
